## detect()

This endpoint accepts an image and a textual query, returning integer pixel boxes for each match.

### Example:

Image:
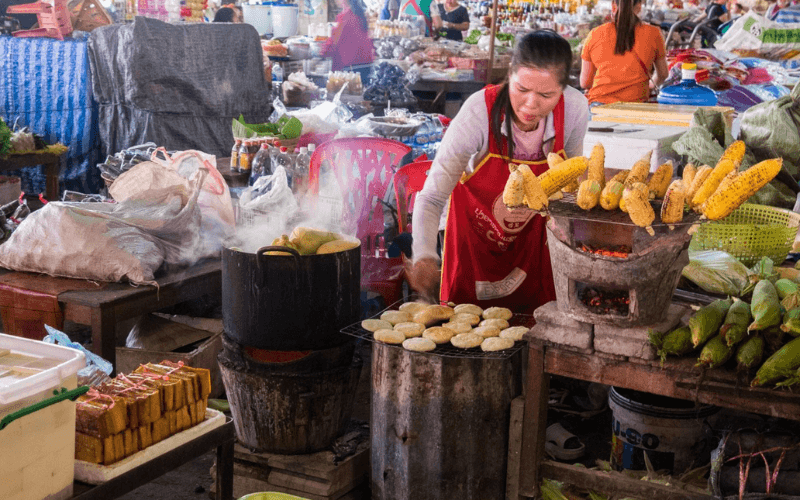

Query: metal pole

[487,0,499,85]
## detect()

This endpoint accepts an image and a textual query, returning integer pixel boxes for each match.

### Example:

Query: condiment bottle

[231,139,242,171]
[238,140,250,173]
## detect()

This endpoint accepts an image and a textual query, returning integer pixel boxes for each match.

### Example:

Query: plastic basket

[238,493,309,500]
[689,203,800,267]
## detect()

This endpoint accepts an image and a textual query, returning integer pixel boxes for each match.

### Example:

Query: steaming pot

[222,245,360,350]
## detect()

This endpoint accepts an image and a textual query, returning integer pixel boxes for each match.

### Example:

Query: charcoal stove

[545,194,704,327]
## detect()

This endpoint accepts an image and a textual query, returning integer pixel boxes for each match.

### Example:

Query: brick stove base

[531,301,692,361]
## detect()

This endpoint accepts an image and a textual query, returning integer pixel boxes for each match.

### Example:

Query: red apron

[440,84,565,314]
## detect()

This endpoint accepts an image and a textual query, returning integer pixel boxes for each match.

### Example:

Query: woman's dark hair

[489,30,572,160]
[213,7,235,22]
[614,0,642,55]
[347,0,369,31]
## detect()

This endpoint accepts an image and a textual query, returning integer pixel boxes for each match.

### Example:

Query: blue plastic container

[658,63,718,107]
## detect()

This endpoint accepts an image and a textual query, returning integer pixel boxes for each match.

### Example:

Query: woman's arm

[320,13,345,57]
[653,55,669,87]
[446,6,470,30]
[444,19,470,30]
[579,59,595,91]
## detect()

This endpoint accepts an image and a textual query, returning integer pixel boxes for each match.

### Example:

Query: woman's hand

[407,257,441,303]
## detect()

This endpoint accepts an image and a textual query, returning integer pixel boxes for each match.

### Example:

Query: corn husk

[748,279,781,332]
[719,298,751,347]
[690,298,732,347]
[780,308,800,337]
[736,334,764,371]
[781,291,800,311]
[649,326,693,363]
[751,336,800,387]
[696,334,733,368]
[774,278,799,299]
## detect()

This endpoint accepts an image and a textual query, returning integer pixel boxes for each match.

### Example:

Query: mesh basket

[689,203,800,267]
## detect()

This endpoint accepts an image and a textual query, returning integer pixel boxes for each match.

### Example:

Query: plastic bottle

[275,146,294,188]
[250,143,272,185]
[272,63,284,100]
[657,63,718,106]
[231,139,242,171]
[293,146,310,198]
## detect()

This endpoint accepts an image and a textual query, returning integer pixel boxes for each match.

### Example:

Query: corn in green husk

[774,278,799,299]
[736,335,764,371]
[776,366,800,387]
[748,280,781,332]
[751,336,800,387]
[649,326,693,363]
[780,308,800,337]
[696,334,733,368]
[781,292,800,311]
[763,325,787,353]
[690,298,732,347]
[719,298,751,347]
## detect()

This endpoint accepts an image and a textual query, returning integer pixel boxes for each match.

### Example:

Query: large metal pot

[222,245,360,350]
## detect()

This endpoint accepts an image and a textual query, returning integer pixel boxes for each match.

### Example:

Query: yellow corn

[600,180,625,210]
[647,160,674,199]
[703,158,783,221]
[508,162,518,173]
[623,182,655,235]
[547,152,564,169]
[518,164,549,211]
[610,170,629,184]
[685,165,712,202]
[502,170,524,207]
[682,163,696,187]
[587,143,605,189]
[539,156,588,196]
[718,140,746,170]
[699,170,738,213]
[624,150,653,188]
[660,180,685,224]
[691,158,736,209]
[576,179,601,210]
[620,182,648,213]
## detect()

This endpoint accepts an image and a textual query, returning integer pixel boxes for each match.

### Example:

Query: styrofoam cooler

[583,121,686,173]
[0,334,86,500]
[243,2,273,36]
[272,3,298,38]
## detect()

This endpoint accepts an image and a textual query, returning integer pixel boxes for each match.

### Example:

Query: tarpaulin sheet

[87,17,272,159]
[0,33,102,196]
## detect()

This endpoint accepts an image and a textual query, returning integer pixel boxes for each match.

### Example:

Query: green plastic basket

[689,203,800,267]
[238,493,309,500]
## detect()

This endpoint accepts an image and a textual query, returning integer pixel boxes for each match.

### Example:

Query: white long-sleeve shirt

[411,85,589,262]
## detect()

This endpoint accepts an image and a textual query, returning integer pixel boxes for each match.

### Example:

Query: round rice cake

[413,304,455,326]
[453,303,483,316]
[452,312,481,326]
[422,326,456,344]
[482,307,513,320]
[450,332,484,349]
[472,325,501,338]
[441,322,472,334]
[373,329,405,344]
[381,310,412,325]
[362,319,392,332]
[500,326,529,341]
[394,322,425,338]
[399,302,428,316]
[481,337,515,352]
[480,318,510,330]
[403,337,436,352]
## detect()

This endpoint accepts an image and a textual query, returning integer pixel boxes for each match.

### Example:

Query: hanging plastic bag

[681,250,752,296]
[236,166,299,253]
[43,324,113,388]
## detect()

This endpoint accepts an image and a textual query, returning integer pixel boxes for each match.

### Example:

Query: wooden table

[409,79,488,115]
[216,157,249,189]
[51,259,221,370]
[71,417,235,500]
[517,337,800,499]
[0,150,65,201]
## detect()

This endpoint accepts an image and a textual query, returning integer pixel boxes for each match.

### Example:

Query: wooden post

[487,0,498,84]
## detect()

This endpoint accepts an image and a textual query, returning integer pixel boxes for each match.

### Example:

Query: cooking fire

[578,243,631,259]
[578,287,631,316]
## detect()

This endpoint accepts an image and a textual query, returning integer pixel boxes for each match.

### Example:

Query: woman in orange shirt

[580,0,669,105]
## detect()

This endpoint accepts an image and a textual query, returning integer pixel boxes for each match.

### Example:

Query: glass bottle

[238,140,251,173]
[231,139,242,171]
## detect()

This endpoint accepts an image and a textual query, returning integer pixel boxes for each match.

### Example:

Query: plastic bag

[43,324,112,387]
[714,11,800,60]
[235,166,299,253]
[681,250,752,296]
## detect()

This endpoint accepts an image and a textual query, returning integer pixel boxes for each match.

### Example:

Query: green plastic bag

[681,250,751,296]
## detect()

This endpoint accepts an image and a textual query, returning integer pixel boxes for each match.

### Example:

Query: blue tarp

[0,33,102,196]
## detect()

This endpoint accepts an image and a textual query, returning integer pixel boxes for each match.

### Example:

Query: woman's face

[508,66,564,132]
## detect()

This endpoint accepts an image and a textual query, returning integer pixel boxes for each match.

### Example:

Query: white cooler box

[0,333,86,500]
[583,121,687,173]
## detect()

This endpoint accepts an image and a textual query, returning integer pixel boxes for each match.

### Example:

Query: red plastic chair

[8,0,72,40]
[393,160,431,234]
[308,137,412,306]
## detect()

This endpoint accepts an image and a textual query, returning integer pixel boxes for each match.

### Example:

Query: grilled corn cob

[685,164,712,203]
[647,160,674,199]
[610,170,629,184]
[600,180,625,210]
[691,158,737,209]
[587,143,605,189]
[718,140,746,170]
[549,153,578,193]
[703,158,783,221]
[539,156,588,196]
[517,164,549,211]
[682,163,697,187]
[576,179,601,210]
[620,182,648,213]
[623,182,655,235]
[503,170,525,207]
[624,150,653,187]
[660,180,685,225]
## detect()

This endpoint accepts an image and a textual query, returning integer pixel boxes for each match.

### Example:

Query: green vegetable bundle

[0,118,11,157]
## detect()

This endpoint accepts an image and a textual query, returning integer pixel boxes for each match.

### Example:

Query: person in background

[380,0,400,20]
[321,0,374,75]
[766,0,790,19]
[580,0,668,105]
[407,30,589,313]
[213,4,242,22]
[431,0,470,41]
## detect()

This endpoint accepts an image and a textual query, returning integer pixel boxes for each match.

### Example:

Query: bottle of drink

[293,146,310,198]
[250,143,272,185]
[272,63,284,100]
[238,140,251,173]
[231,139,242,171]
[275,146,294,188]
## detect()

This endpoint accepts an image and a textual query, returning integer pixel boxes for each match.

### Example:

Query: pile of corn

[649,277,800,388]
[521,141,783,236]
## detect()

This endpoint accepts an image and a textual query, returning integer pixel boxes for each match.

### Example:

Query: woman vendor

[431,0,470,41]
[321,0,374,74]
[408,30,589,314]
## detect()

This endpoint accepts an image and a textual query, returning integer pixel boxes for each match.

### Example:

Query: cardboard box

[116,314,224,398]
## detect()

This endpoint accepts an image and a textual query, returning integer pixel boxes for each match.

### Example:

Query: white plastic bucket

[243,3,273,36]
[272,3,298,38]
[609,387,719,474]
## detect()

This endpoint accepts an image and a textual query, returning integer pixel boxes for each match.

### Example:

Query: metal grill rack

[340,299,533,360]
[548,193,706,227]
